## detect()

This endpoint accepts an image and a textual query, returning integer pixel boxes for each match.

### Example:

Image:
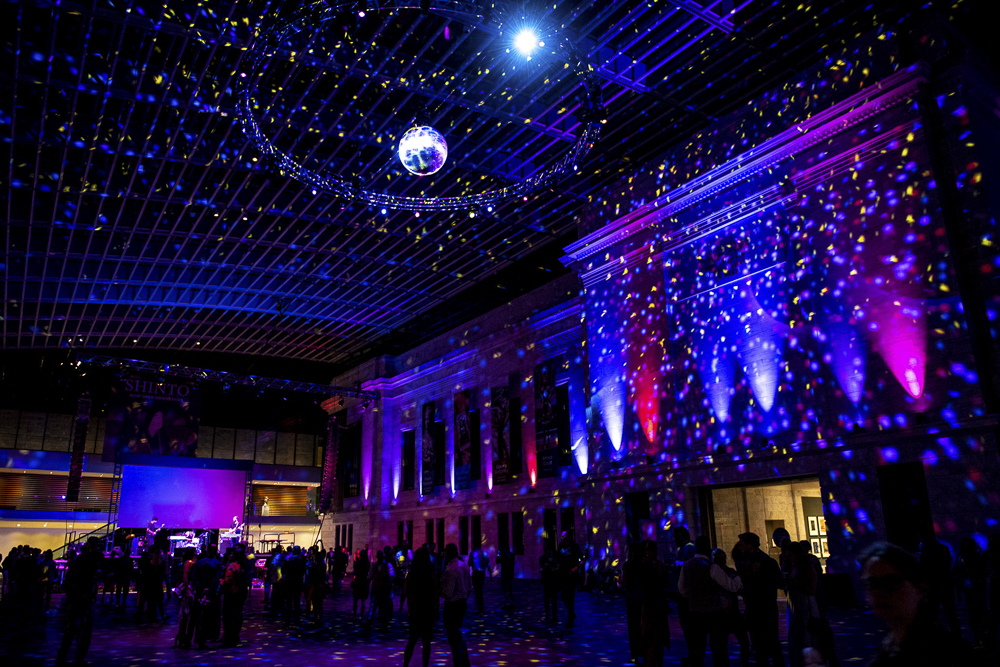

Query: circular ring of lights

[237,0,604,211]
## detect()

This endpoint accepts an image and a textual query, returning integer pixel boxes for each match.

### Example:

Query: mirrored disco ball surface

[398,126,448,176]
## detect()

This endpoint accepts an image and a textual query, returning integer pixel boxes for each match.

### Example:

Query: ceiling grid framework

[2,0,919,372]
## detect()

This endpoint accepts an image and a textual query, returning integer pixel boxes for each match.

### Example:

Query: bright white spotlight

[514,29,539,56]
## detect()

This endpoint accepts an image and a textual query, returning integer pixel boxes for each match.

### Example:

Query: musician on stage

[147,517,160,539]
[230,516,242,534]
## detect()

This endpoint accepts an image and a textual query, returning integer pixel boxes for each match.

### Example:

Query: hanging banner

[454,390,472,490]
[102,374,200,462]
[491,387,510,485]
[535,360,559,479]
[421,401,436,493]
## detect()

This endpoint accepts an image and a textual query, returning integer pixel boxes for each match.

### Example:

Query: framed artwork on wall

[808,516,818,536]
[819,517,827,536]
[811,538,822,555]
[820,538,830,558]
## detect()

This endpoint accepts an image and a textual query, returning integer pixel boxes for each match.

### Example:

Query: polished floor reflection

[2,578,894,666]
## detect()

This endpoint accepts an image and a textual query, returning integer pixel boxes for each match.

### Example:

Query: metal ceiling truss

[75,353,381,400]
[3,0,908,369]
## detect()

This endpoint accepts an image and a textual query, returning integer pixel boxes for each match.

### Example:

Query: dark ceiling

[0,0,983,381]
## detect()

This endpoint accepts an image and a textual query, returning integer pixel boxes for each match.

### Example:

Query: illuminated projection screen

[118,464,246,529]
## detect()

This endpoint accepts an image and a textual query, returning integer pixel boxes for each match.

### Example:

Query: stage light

[514,28,539,56]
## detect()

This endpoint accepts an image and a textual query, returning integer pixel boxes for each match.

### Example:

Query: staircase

[53,522,112,559]
[104,460,124,554]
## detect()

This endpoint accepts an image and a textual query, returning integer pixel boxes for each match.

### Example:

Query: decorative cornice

[581,245,664,288]
[538,326,583,356]
[562,65,928,266]
[363,347,480,395]
[580,186,788,288]
[362,300,583,402]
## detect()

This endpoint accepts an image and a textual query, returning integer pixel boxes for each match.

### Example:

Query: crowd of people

[612,526,1000,667]
[3,527,1000,666]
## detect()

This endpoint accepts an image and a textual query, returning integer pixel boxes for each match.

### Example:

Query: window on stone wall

[471,515,481,552]
[509,397,523,475]
[342,422,362,498]
[469,410,481,480]
[460,515,470,555]
[436,517,445,553]
[543,509,557,554]
[497,512,509,554]
[556,384,572,468]
[402,429,416,491]
[877,462,934,553]
[426,519,434,548]
[433,420,446,487]
[512,510,525,555]
[560,506,576,543]
[406,520,414,547]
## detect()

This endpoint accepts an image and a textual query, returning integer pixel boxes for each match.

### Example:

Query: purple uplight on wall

[867,293,927,399]
[737,285,786,413]
[573,435,588,475]
[597,382,626,451]
[822,320,867,405]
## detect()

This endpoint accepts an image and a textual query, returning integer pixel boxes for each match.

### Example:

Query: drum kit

[168,532,204,556]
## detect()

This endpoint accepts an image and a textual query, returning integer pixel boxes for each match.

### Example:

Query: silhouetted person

[40,549,56,613]
[557,531,583,624]
[174,547,198,649]
[622,542,644,662]
[143,546,167,624]
[470,545,491,614]
[918,537,960,638]
[540,543,560,623]
[985,533,1000,648]
[220,546,248,647]
[713,549,750,667]
[100,549,117,604]
[334,546,349,594]
[800,540,825,612]
[56,537,102,667]
[369,549,395,631]
[307,549,327,622]
[402,548,439,667]
[955,537,989,648]
[671,526,697,663]
[733,532,784,666]
[114,550,133,609]
[193,545,223,648]
[640,540,671,667]
[353,547,371,618]
[283,545,306,626]
[862,542,969,666]
[499,547,516,608]
[441,543,471,667]
[785,541,819,667]
[680,536,738,667]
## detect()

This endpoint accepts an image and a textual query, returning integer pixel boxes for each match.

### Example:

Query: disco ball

[398,126,448,176]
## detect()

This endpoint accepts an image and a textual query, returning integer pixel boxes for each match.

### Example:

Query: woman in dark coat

[861,542,970,667]
[621,543,644,663]
[401,547,439,667]
[639,540,670,667]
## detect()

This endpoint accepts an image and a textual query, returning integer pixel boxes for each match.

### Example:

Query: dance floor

[2,579,892,666]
